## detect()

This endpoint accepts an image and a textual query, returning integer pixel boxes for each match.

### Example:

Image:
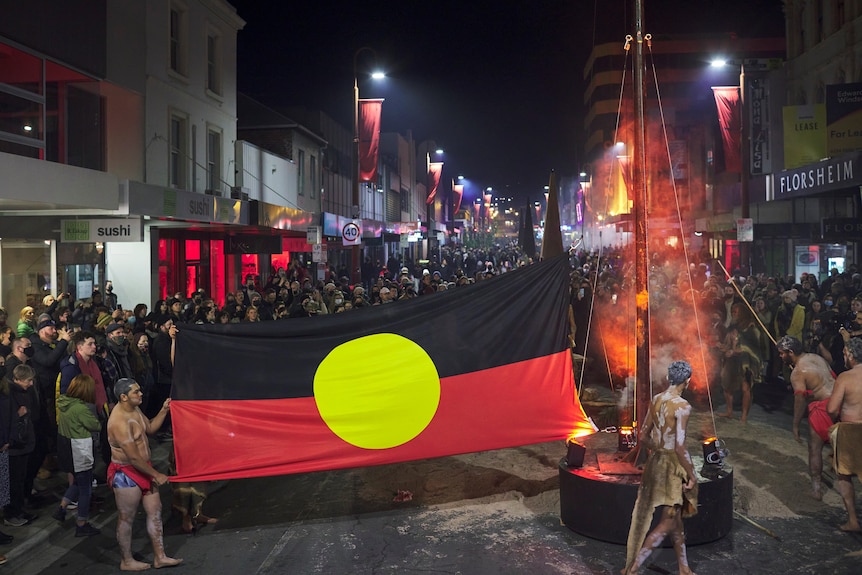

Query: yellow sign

[783,104,826,169]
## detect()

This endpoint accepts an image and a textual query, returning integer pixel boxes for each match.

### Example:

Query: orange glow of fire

[636,290,649,310]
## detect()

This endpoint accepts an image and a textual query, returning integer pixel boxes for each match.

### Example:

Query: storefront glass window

[0,239,53,311]
[185,239,200,298]
[158,238,176,301]
[241,254,258,286]
[210,239,225,306]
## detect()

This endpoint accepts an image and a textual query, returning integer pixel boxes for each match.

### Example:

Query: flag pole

[632,0,651,437]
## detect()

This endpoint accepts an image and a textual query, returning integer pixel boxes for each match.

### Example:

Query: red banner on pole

[617,155,633,201]
[712,86,741,174]
[452,182,464,215]
[426,162,443,205]
[359,99,384,182]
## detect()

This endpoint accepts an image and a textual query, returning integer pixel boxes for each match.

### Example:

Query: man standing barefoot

[623,361,698,575]
[827,338,862,532]
[107,378,182,571]
[776,335,835,500]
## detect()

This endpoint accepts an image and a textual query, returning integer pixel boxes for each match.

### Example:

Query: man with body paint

[827,338,862,532]
[107,378,181,571]
[623,360,698,575]
[776,335,835,501]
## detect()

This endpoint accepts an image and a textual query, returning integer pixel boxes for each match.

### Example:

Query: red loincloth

[808,399,833,443]
[108,461,153,494]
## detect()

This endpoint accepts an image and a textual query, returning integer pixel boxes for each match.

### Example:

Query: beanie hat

[781,289,798,302]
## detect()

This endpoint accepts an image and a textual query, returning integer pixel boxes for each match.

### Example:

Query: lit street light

[352,47,384,285]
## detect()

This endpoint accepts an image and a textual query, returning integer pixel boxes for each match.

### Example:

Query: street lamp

[711,58,751,275]
[352,47,384,286]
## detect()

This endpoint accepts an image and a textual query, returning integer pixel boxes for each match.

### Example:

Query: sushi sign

[61,218,143,242]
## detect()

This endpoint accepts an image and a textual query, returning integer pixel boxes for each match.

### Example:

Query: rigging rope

[578,32,722,441]
[645,35,718,440]
[576,34,634,397]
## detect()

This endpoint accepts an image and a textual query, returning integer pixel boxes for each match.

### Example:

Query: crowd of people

[0,242,539,567]
[569,248,862,421]
[568,246,862,549]
[1,242,861,568]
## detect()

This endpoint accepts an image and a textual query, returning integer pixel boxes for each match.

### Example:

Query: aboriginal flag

[171,255,594,482]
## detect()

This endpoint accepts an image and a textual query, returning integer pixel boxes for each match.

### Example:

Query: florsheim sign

[770,152,862,201]
[61,218,143,243]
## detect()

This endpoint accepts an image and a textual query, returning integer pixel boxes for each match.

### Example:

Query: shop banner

[61,218,143,243]
[826,83,862,157]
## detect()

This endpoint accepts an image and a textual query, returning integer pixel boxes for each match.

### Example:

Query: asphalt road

[7,391,862,574]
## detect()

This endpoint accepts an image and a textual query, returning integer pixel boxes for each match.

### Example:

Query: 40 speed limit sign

[342,220,361,246]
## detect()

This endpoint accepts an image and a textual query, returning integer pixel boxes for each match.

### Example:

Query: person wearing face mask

[241,274,260,308]
[0,326,12,360]
[128,332,155,418]
[3,364,40,528]
[820,295,838,328]
[4,339,33,377]
[102,324,133,398]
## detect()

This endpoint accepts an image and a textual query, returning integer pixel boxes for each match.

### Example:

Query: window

[297,149,305,196]
[0,41,102,168]
[207,129,221,191]
[206,33,222,95]
[310,155,317,199]
[169,114,187,188]
[169,5,187,75]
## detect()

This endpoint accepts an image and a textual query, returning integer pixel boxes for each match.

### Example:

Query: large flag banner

[359,99,383,182]
[425,162,443,205]
[171,256,594,482]
[712,86,741,173]
[452,181,464,215]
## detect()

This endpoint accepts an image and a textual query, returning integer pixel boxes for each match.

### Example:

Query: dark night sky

[229,0,785,204]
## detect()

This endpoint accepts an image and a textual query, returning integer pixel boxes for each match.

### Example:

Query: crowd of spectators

[569,246,862,419]
[0,241,543,553]
[1,241,860,559]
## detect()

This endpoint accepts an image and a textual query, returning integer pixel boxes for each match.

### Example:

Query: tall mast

[632,0,651,431]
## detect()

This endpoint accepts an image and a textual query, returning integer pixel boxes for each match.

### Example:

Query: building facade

[580,3,862,280]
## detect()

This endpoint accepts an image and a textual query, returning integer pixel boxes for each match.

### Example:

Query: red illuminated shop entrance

[157,233,313,306]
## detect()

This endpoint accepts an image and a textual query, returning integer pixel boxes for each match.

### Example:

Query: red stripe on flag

[171,350,591,482]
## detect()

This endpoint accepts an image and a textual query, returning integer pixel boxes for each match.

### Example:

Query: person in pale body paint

[623,360,698,575]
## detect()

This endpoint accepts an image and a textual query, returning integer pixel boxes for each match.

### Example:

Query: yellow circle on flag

[314,333,441,449]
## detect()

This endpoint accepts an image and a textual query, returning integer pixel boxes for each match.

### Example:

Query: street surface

[6,384,862,574]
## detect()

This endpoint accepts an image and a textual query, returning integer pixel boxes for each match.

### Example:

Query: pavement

[0,437,175,571]
[5,384,862,574]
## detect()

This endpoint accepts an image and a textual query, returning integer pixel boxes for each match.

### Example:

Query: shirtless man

[624,361,698,575]
[776,335,835,500]
[827,337,862,531]
[107,377,182,571]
